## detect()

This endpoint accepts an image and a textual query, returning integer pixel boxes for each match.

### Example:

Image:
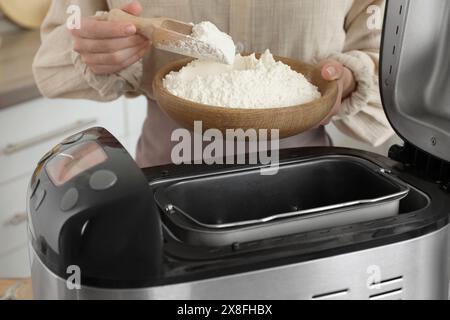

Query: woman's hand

[317,59,356,125]
[71,1,150,75]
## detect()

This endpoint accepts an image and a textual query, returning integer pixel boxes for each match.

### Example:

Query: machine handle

[1,119,98,155]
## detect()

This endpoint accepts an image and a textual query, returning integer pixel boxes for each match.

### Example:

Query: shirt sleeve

[328,0,394,147]
[32,0,143,102]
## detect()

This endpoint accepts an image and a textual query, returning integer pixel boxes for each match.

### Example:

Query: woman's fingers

[121,1,143,16]
[82,41,149,66]
[70,4,147,76]
[71,2,143,40]
[73,35,148,54]
[89,45,147,75]
[315,58,357,126]
[72,18,137,39]
[341,68,357,98]
[319,58,356,98]
[319,80,344,126]
[84,44,149,75]
[118,44,149,69]
[320,59,345,81]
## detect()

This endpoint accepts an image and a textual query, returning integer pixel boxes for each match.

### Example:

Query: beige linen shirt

[33,0,394,165]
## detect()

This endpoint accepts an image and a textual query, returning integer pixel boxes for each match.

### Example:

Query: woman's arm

[327,0,394,147]
[33,0,146,101]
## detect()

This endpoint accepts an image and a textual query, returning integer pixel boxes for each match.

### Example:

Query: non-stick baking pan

[155,156,410,246]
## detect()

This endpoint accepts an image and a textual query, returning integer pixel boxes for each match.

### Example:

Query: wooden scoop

[107,9,228,63]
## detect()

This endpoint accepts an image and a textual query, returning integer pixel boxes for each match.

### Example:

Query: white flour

[191,22,236,65]
[158,21,236,65]
[163,50,322,109]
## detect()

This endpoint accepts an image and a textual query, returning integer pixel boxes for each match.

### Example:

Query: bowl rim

[152,54,339,113]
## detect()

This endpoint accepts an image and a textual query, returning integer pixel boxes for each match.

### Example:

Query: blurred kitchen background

[0,1,401,280]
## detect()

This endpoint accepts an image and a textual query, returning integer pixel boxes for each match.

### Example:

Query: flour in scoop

[191,22,236,65]
[159,21,236,65]
[163,50,322,109]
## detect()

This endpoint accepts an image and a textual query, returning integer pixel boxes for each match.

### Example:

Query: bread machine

[27,0,450,299]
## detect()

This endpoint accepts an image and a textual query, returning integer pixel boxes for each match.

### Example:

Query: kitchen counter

[0,29,42,109]
[0,278,32,300]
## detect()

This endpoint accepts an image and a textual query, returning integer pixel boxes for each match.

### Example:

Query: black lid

[28,128,163,287]
[380,0,450,163]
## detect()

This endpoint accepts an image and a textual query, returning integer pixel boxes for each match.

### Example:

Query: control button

[30,179,40,198]
[89,170,118,191]
[34,190,46,211]
[60,188,79,211]
[61,133,84,145]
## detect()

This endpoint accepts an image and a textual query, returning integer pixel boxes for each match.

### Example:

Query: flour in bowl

[163,50,322,109]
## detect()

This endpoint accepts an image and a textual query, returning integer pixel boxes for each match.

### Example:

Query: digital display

[46,141,108,186]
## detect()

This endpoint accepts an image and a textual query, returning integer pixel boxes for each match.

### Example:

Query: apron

[136,100,332,168]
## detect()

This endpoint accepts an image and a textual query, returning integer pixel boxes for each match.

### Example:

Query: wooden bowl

[153,54,338,139]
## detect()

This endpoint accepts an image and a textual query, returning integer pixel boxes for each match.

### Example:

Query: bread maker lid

[380,0,450,163]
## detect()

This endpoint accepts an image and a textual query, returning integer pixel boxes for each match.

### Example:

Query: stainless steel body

[30,226,449,300]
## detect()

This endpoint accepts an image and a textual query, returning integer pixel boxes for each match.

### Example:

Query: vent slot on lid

[384,1,406,86]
